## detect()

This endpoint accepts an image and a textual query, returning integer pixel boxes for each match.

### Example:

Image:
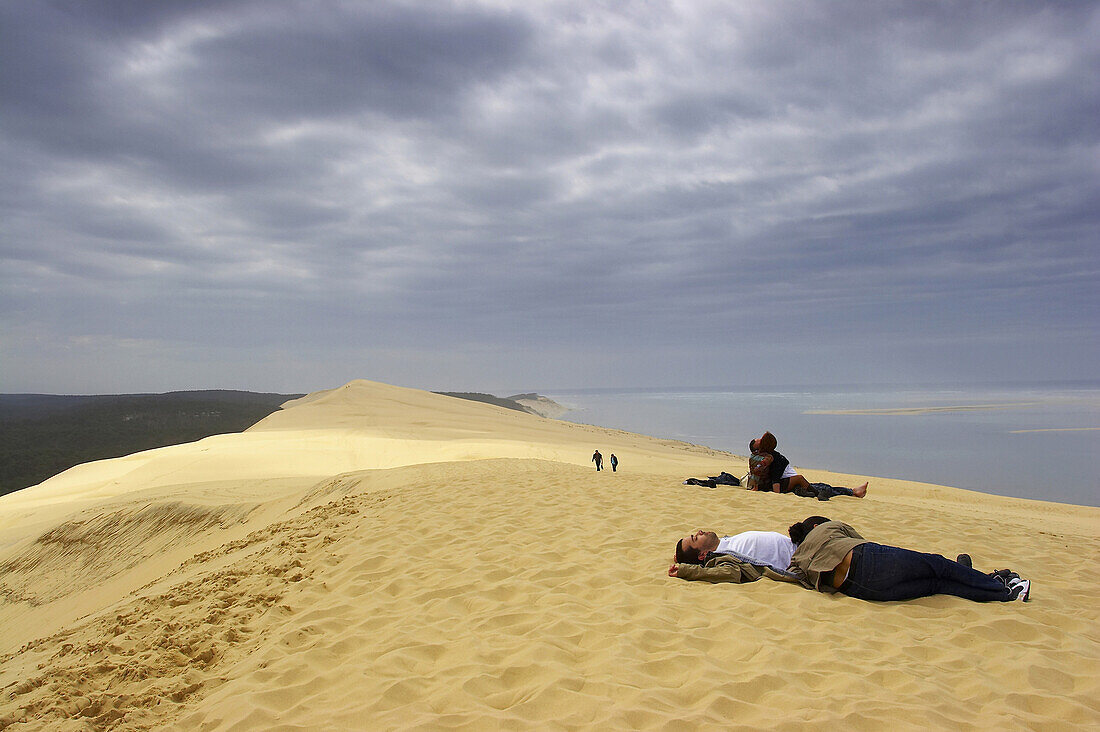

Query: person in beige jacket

[788,518,1031,602]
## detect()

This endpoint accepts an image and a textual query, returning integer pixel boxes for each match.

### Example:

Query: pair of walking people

[591,450,618,472]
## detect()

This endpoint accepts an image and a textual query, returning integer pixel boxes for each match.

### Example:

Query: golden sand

[1,380,1098,730]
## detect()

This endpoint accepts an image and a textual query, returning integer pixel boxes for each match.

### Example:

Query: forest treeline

[1,389,550,498]
[0,391,301,497]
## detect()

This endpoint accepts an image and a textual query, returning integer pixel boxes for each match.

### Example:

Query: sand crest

[1,379,1098,730]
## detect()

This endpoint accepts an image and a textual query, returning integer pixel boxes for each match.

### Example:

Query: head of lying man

[675,530,720,564]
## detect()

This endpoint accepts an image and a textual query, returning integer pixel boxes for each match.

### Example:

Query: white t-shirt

[715,531,796,570]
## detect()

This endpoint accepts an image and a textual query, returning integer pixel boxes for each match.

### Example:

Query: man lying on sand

[667,529,808,585]
[670,516,1032,602]
[747,431,867,500]
[674,529,794,570]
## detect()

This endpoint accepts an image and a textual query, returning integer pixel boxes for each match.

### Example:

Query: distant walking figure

[592,450,603,471]
[610,454,618,472]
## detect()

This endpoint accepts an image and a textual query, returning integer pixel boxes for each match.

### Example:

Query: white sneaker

[1007,577,1031,602]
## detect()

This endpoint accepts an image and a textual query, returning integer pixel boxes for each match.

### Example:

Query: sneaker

[1007,577,1031,602]
[989,569,1019,587]
[956,554,972,569]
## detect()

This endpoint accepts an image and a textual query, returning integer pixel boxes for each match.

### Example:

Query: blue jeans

[810,483,853,500]
[840,543,1011,602]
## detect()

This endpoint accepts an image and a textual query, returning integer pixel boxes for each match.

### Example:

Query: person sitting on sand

[787,516,1032,602]
[748,431,867,500]
[667,528,810,585]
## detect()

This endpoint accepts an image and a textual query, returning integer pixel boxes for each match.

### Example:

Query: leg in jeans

[792,475,866,498]
[809,483,853,500]
[842,543,1011,602]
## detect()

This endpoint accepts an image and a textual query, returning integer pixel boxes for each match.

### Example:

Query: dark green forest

[1,389,543,498]
[433,392,534,414]
[0,391,301,497]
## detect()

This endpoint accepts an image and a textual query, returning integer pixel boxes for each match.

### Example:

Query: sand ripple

[1,458,1097,730]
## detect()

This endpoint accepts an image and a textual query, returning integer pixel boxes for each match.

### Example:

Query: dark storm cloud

[186,8,530,120]
[1,0,1098,392]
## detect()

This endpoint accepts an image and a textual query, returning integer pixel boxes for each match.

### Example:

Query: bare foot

[853,482,868,498]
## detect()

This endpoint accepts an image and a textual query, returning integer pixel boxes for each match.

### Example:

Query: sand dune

[1,379,1098,730]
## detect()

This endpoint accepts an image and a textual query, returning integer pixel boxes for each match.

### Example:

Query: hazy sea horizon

[542,381,1100,508]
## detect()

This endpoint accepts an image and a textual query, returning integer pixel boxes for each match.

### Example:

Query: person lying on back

[668,529,809,585]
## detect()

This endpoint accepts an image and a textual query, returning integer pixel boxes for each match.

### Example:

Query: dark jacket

[767,450,790,483]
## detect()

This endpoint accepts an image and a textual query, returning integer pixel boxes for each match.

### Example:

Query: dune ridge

[1,379,1098,730]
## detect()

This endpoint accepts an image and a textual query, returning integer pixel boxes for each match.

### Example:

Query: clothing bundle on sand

[683,471,741,488]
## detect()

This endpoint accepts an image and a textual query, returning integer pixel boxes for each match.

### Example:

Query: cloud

[1,0,1098,392]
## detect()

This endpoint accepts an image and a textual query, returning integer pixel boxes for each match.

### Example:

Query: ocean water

[545,382,1100,507]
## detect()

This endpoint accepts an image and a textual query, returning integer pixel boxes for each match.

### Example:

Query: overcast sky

[2,0,1098,395]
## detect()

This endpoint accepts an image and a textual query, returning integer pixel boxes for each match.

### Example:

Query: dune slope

[1,379,1098,730]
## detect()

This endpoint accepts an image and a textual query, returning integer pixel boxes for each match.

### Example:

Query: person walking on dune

[610,454,618,472]
[592,450,603,471]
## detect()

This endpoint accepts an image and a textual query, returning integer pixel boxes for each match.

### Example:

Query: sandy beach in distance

[1,379,1098,730]
[804,403,1040,415]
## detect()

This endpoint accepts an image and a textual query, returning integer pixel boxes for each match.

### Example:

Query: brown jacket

[789,520,867,592]
[674,553,812,587]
